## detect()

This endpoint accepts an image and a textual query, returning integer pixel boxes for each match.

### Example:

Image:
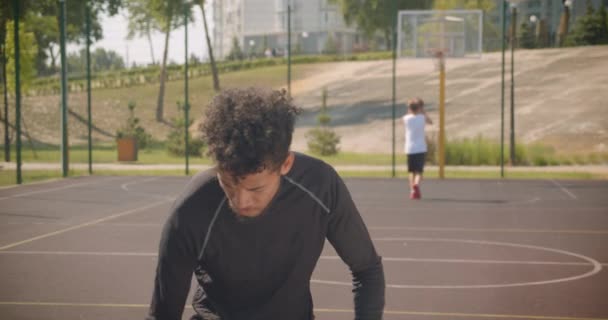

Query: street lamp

[529,15,538,47]
[557,0,574,47]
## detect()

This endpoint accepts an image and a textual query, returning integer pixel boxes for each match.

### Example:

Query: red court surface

[1,176,607,320]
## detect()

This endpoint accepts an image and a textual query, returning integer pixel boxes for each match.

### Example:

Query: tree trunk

[1,34,9,162]
[146,28,156,65]
[48,47,58,74]
[200,2,220,92]
[156,16,172,122]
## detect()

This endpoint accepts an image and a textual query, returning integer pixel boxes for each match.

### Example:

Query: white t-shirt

[403,114,427,154]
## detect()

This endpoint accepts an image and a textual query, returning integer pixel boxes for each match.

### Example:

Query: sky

[67,4,212,67]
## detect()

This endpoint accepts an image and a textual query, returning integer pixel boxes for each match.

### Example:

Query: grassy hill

[1,46,607,162]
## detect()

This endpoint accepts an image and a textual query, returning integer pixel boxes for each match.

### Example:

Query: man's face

[216,153,294,218]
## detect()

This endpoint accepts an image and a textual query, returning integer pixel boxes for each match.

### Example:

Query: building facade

[212,0,365,59]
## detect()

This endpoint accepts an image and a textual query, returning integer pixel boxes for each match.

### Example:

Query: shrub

[306,128,341,156]
[166,103,205,157]
[116,101,152,149]
[306,88,341,156]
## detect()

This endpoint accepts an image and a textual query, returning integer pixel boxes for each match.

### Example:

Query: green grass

[1,144,409,166]
[0,170,70,187]
[3,141,607,168]
[430,136,608,166]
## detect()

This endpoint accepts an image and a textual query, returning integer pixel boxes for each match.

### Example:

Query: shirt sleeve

[147,210,197,320]
[326,168,385,320]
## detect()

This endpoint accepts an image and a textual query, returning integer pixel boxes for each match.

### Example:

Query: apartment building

[212,0,365,59]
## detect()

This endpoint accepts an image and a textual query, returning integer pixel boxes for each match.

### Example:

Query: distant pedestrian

[403,97,433,199]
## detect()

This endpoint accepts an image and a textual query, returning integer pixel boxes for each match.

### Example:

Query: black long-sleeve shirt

[147,153,385,320]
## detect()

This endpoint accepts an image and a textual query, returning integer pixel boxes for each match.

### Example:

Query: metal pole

[391,4,397,178]
[86,1,93,174]
[510,5,516,166]
[13,0,22,184]
[2,42,9,162]
[438,53,445,180]
[184,4,190,175]
[438,14,446,179]
[59,0,69,177]
[500,0,506,177]
[287,4,291,96]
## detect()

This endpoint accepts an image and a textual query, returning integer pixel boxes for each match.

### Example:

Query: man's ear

[280,152,295,175]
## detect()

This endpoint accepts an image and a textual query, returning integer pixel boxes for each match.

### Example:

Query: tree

[323,34,338,54]
[195,0,220,92]
[5,21,38,94]
[21,0,124,76]
[67,47,125,74]
[146,0,191,122]
[518,22,536,49]
[330,0,432,48]
[125,0,159,65]
[226,37,244,61]
[306,88,341,156]
[565,0,608,46]
[189,53,201,65]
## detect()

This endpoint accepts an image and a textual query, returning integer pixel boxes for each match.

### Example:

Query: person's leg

[409,172,415,189]
[407,154,416,198]
[414,172,423,185]
[412,152,426,199]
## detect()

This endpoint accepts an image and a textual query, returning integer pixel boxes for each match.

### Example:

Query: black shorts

[407,152,426,173]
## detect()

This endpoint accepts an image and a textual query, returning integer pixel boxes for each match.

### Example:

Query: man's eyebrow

[246,185,265,191]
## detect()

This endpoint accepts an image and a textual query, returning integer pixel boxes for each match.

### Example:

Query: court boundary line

[368,226,608,234]
[0,176,121,201]
[0,302,606,320]
[2,251,607,268]
[0,199,173,251]
[550,179,578,200]
[3,222,605,235]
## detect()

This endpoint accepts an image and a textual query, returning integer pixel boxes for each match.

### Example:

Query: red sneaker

[410,190,417,199]
[413,185,421,199]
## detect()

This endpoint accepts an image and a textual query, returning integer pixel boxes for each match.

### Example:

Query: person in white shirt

[402,98,433,199]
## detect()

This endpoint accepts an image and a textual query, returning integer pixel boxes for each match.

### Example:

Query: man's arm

[326,169,385,320]
[421,109,433,125]
[147,213,197,320]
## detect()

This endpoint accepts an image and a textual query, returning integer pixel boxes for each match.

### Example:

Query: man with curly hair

[146,87,384,320]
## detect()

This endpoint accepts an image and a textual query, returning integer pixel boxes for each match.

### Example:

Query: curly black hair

[200,87,301,178]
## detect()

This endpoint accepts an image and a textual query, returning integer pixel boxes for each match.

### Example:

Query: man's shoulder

[170,168,224,221]
[289,152,335,180]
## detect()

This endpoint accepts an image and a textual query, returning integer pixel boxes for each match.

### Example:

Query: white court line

[0,176,121,201]
[121,177,160,191]
[550,179,578,200]
[3,223,607,235]
[319,256,608,266]
[0,302,605,320]
[369,226,608,234]
[314,238,603,289]
[0,251,157,256]
[119,177,175,200]
[2,251,607,267]
[0,199,173,251]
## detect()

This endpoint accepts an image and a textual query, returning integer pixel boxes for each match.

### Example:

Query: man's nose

[233,189,254,208]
